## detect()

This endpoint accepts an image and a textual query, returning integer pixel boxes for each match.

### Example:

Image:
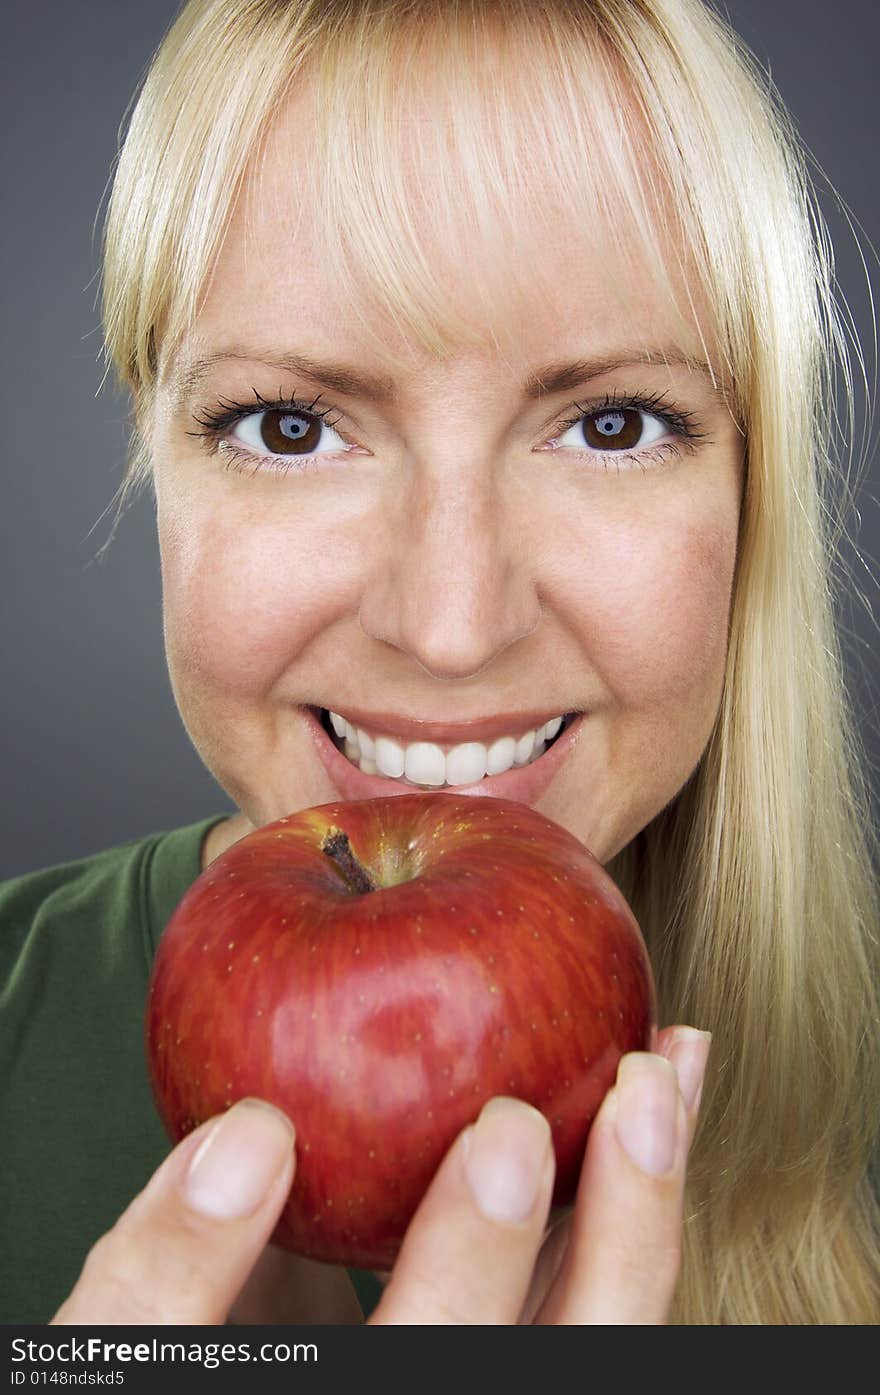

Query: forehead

[178,74,716,388]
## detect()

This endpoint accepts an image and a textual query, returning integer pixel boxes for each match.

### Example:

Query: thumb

[52,1099,295,1325]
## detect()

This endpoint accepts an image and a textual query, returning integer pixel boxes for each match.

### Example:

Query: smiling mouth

[317,707,577,789]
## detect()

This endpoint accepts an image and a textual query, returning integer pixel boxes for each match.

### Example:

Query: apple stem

[322,830,379,895]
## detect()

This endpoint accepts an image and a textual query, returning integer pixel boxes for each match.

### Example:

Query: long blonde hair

[101,0,880,1321]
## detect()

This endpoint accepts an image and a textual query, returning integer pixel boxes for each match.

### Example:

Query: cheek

[158,494,357,697]
[554,494,738,713]
[541,491,739,861]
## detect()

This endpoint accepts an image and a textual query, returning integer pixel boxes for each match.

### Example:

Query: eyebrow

[169,344,720,409]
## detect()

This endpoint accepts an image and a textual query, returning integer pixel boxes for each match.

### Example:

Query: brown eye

[583,409,645,450]
[258,410,322,454]
[554,404,669,459]
[230,407,347,458]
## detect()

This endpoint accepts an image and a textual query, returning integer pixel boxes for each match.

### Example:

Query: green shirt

[0,815,383,1324]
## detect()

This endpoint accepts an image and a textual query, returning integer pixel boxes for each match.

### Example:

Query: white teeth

[445,742,488,785]
[404,742,446,786]
[486,735,517,776]
[356,727,375,759]
[326,710,568,787]
[513,729,536,765]
[374,735,405,778]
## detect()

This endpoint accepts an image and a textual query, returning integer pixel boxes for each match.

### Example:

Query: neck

[201,812,254,870]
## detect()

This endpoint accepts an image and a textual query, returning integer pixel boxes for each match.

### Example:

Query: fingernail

[463,1097,552,1224]
[614,1054,680,1177]
[666,1029,712,1112]
[183,1099,295,1220]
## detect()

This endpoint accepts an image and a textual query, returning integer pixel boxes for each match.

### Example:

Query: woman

[2,0,878,1324]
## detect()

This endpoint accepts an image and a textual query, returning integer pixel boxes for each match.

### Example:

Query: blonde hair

[101,0,880,1321]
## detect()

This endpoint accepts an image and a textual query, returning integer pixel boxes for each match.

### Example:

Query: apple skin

[146,793,655,1269]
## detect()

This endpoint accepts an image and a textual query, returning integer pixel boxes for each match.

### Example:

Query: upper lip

[313,705,574,745]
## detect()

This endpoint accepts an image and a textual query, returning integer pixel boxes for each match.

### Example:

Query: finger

[520,1030,710,1324]
[518,1210,573,1324]
[655,1025,712,1148]
[371,1097,555,1324]
[52,1099,296,1325]
[535,1052,694,1324]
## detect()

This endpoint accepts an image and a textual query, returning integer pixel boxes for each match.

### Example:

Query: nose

[357,467,542,681]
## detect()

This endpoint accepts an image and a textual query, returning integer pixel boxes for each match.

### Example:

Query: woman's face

[149,92,744,866]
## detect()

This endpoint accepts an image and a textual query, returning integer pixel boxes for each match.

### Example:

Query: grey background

[2,1,877,879]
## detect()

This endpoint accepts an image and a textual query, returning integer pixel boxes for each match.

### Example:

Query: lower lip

[303,706,585,805]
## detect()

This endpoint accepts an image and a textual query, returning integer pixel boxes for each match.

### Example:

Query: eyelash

[187,385,709,477]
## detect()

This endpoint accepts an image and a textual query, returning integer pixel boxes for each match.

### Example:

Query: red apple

[146,793,655,1269]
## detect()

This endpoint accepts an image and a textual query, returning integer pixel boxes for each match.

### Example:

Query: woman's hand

[371,1025,710,1324]
[51,1027,710,1325]
[521,1022,711,1323]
